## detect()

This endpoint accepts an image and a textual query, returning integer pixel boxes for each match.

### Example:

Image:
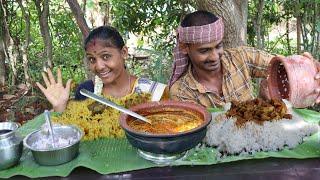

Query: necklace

[126,74,131,95]
[100,74,132,97]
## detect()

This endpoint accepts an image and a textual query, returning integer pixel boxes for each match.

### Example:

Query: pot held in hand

[268,55,318,108]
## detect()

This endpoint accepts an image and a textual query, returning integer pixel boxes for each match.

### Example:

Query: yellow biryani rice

[52,93,151,140]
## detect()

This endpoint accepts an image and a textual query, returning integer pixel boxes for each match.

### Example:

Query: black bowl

[119,100,211,154]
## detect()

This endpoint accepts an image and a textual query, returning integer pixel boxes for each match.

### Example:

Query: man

[169,10,320,108]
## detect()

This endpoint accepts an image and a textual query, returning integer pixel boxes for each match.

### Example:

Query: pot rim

[0,122,20,140]
[119,100,212,138]
[23,125,83,152]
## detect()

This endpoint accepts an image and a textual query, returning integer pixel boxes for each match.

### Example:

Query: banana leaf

[0,108,319,178]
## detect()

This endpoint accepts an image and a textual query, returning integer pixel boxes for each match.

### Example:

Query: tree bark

[34,0,53,68]
[294,0,302,54]
[195,0,248,49]
[8,38,17,86]
[300,2,310,51]
[0,38,5,87]
[316,32,320,60]
[18,0,31,87]
[86,0,105,27]
[102,1,110,25]
[66,0,90,38]
[0,0,7,86]
[286,12,291,54]
[66,0,92,80]
[254,0,265,50]
[312,1,318,55]
[1,0,17,86]
[82,0,86,13]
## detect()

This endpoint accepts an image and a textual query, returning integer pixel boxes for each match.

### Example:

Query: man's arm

[237,46,274,99]
[241,46,274,79]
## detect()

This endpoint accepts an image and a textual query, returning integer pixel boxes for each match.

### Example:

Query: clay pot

[267,55,318,108]
[119,100,211,154]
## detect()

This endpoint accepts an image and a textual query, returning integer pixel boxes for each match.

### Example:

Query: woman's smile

[98,70,112,78]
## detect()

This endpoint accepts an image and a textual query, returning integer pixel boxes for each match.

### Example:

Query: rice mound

[52,93,151,141]
[204,108,319,155]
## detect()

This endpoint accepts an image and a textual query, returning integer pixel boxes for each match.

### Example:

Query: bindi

[86,39,99,52]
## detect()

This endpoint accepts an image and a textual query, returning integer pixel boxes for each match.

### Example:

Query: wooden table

[13,157,320,179]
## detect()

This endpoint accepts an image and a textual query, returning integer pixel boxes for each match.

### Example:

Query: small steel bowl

[0,122,23,170]
[23,125,83,166]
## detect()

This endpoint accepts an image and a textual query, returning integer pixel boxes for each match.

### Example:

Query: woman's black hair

[84,26,125,50]
[181,10,219,27]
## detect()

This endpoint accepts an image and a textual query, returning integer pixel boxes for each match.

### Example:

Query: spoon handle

[44,110,55,148]
[80,89,150,124]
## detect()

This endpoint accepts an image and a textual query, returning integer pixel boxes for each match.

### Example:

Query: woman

[36,26,168,140]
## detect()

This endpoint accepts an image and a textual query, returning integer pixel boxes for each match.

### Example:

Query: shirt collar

[186,65,211,94]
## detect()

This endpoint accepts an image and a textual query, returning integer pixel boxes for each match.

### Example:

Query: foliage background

[2,0,320,86]
[0,0,320,121]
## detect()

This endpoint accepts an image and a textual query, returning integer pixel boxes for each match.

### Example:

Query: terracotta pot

[267,55,318,108]
[119,100,211,154]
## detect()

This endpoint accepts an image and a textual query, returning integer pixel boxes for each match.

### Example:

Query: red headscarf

[169,18,224,87]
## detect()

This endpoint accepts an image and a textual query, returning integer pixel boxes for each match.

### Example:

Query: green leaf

[1,108,319,178]
[315,20,320,33]
[293,108,320,123]
[207,107,224,112]
[86,0,95,9]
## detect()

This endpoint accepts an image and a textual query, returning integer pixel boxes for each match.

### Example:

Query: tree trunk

[85,0,105,27]
[316,33,320,60]
[18,0,31,87]
[102,1,110,25]
[0,39,5,87]
[300,2,310,52]
[66,0,93,80]
[315,2,319,60]
[195,0,248,49]
[82,0,86,13]
[285,10,291,54]
[34,0,53,68]
[312,1,318,56]
[1,0,17,86]
[294,0,302,54]
[0,0,6,86]
[67,0,90,38]
[254,0,265,50]
[8,39,17,86]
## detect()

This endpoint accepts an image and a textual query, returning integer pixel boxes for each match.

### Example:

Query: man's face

[183,40,224,72]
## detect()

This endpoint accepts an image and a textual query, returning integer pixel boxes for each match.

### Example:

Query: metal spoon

[80,89,151,124]
[44,110,56,148]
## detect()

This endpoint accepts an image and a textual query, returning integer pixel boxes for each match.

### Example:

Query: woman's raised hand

[36,68,72,112]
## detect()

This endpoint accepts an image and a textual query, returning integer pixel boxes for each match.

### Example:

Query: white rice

[31,134,77,150]
[204,105,319,155]
[31,123,78,150]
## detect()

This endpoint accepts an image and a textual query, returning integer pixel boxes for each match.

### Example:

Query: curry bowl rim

[119,100,212,138]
